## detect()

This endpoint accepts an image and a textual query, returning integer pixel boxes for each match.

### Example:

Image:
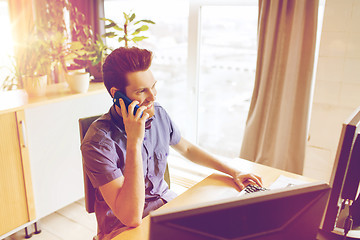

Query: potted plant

[101,11,155,48]
[1,25,52,98]
[18,33,52,97]
[1,56,21,91]
[64,40,93,93]
[0,56,28,110]
[86,35,109,82]
[46,0,108,91]
[34,0,70,84]
[64,17,104,92]
[35,0,94,89]
[90,11,154,83]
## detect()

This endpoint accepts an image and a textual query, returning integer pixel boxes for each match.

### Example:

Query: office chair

[79,115,102,213]
[79,115,171,214]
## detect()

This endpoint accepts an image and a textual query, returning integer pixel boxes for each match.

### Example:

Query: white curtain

[240,0,319,174]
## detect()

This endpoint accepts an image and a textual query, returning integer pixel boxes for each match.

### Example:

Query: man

[81,47,262,240]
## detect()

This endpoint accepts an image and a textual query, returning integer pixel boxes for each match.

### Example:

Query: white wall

[304,0,360,181]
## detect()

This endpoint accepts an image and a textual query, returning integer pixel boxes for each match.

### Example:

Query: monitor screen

[320,106,360,238]
[149,182,330,240]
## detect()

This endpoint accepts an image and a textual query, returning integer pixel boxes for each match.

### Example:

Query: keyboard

[238,184,268,196]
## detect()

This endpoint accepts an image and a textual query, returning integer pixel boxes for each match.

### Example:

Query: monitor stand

[318,199,360,240]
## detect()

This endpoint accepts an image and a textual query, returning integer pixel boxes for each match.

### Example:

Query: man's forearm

[174,138,236,177]
[114,144,145,227]
[187,144,236,177]
[173,138,262,189]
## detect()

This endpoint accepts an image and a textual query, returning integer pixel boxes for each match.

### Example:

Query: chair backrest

[79,115,171,213]
[79,115,101,213]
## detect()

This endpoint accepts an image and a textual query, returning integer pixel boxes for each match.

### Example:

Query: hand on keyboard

[238,184,268,196]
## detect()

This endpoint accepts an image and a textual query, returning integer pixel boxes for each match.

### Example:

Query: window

[198,5,258,157]
[0,0,14,90]
[104,1,258,159]
[103,1,325,187]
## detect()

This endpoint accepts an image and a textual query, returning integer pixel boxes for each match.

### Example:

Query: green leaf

[102,18,117,26]
[105,22,117,29]
[103,32,117,38]
[134,20,155,25]
[129,13,136,22]
[69,41,84,51]
[99,17,112,22]
[113,25,124,31]
[132,36,148,42]
[118,37,125,43]
[132,25,149,35]
[123,12,128,21]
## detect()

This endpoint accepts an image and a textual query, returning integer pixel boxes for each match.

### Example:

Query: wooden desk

[112,158,315,240]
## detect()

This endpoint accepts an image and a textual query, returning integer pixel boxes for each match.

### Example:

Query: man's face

[124,69,157,118]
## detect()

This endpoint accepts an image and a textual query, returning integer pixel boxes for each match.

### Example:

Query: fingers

[256,175,263,185]
[119,98,128,117]
[125,101,149,120]
[135,106,149,120]
[234,173,263,190]
[234,178,245,190]
[141,112,150,120]
[248,174,263,187]
[127,100,139,117]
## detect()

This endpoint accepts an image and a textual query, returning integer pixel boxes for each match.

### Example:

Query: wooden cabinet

[0,83,111,237]
[25,90,110,218]
[0,111,35,236]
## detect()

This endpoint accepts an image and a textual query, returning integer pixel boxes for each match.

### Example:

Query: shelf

[0,82,107,115]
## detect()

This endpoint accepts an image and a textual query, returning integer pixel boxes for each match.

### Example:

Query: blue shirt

[81,102,181,234]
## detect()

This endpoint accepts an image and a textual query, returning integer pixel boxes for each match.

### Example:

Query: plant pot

[23,75,48,97]
[88,62,103,82]
[0,89,28,111]
[66,71,90,93]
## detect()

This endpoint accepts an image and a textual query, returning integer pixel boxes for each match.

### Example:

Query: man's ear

[110,87,118,98]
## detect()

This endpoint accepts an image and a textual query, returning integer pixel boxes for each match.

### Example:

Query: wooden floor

[4,198,97,240]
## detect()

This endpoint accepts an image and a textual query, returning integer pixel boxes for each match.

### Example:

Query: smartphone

[113,91,140,116]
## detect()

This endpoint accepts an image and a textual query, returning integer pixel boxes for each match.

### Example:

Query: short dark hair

[102,47,153,95]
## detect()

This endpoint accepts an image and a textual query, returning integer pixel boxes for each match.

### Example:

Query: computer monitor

[320,106,360,239]
[149,182,330,240]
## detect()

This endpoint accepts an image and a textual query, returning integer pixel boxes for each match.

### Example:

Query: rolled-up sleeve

[81,138,123,188]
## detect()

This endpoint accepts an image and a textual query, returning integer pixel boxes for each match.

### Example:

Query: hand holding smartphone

[113,91,141,116]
